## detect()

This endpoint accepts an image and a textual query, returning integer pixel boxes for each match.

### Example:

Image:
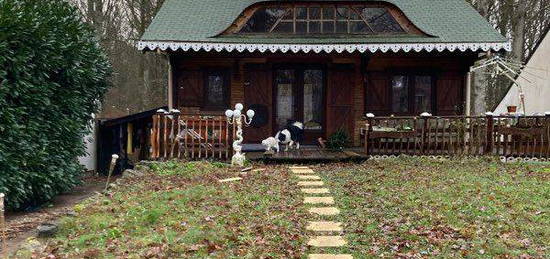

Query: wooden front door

[244,64,272,143]
[327,64,354,138]
[274,67,326,144]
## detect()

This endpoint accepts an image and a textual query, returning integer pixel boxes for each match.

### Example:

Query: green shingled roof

[140,0,507,45]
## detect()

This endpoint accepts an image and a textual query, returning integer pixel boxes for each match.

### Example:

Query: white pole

[1,193,6,257]
[465,71,472,116]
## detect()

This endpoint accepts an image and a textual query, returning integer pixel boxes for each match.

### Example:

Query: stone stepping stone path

[289,166,353,259]
[291,168,316,174]
[307,236,347,247]
[304,197,334,205]
[301,188,330,194]
[308,207,340,216]
[298,175,322,180]
[309,254,353,259]
[306,221,343,232]
[298,181,325,186]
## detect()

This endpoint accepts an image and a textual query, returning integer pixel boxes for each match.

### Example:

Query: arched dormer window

[225,2,425,35]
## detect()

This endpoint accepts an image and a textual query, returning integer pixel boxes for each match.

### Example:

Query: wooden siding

[171,52,475,147]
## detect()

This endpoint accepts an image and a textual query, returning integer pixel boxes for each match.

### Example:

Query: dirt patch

[2,173,111,255]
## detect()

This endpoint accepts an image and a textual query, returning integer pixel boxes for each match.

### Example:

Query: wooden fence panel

[364,115,550,158]
[149,113,233,160]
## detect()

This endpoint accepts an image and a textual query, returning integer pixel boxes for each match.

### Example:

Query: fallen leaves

[33,162,309,258]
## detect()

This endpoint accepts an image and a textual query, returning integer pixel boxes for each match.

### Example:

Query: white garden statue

[225,103,255,166]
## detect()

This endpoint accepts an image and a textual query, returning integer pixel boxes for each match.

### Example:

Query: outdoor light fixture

[225,103,255,166]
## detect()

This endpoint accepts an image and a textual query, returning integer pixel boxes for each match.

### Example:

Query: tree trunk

[472,69,488,115]
[511,0,527,61]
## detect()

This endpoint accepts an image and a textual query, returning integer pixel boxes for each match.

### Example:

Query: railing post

[545,112,550,158]
[155,109,167,159]
[364,124,370,156]
[170,109,181,158]
[420,112,432,155]
[366,113,375,156]
[485,112,494,155]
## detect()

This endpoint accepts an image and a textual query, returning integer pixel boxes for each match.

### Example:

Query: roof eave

[136,40,512,54]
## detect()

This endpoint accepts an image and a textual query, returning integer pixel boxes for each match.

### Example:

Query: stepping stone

[298,181,324,186]
[290,166,309,169]
[297,175,321,180]
[304,197,334,205]
[308,207,340,216]
[309,254,353,259]
[306,221,343,232]
[308,236,347,247]
[218,177,242,183]
[301,188,330,194]
[291,168,315,174]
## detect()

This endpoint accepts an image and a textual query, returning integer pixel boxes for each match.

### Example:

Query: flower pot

[507,106,517,113]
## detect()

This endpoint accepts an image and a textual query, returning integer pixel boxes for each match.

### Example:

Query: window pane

[283,9,293,20]
[296,22,307,34]
[207,75,224,105]
[350,21,369,33]
[309,7,321,19]
[309,21,321,33]
[415,76,432,113]
[296,7,307,19]
[349,7,360,20]
[336,21,347,33]
[272,22,293,33]
[392,75,409,113]
[322,7,335,20]
[239,5,406,35]
[336,7,349,20]
[322,21,334,33]
[303,70,324,130]
[361,7,404,33]
[276,70,295,129]
[240,7,287,32]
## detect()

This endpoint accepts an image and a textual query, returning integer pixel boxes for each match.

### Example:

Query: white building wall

[495,32,550,114]
[78,120,97,171]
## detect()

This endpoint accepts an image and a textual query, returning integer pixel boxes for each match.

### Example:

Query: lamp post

[225,103,255,166]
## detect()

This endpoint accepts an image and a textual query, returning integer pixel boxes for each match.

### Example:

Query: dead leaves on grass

[37,162,307,258]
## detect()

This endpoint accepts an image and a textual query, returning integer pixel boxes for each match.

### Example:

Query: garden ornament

[226,103,255,166]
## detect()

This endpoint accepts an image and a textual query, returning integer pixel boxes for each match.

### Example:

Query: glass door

[275,67,325,144]
[275,69,295,130]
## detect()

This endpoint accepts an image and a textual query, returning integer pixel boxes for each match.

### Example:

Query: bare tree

[70,0,167,118]
[467,0,550,113]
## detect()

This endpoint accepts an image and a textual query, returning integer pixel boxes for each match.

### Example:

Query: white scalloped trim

[137,41,512,53]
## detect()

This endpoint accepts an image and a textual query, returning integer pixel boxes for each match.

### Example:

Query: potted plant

[326,129,351,151]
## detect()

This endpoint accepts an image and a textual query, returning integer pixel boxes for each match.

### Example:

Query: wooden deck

[247,147,368,163]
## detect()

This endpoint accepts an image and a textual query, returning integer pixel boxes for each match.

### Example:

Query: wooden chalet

[138,0,548,161]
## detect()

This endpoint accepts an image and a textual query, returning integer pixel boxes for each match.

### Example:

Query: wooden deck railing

[363,114,550,158]
[150,111,235,160]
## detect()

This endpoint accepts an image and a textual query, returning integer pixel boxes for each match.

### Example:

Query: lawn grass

[23,158,549,258]
[34,161,309,258]
[311,157,549,258]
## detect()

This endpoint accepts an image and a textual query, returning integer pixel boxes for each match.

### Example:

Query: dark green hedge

[0,0,111,210]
